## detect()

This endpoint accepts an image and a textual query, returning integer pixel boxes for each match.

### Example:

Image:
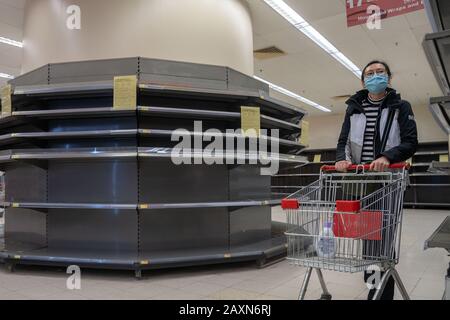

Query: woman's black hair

[361,60,392,81]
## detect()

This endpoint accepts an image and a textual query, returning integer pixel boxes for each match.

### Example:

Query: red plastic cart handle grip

[321,162,410,172]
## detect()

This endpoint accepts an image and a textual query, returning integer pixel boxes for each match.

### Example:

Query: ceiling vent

[254,46,286,60]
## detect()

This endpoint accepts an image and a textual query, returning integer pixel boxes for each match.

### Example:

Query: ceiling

[0,0,443,116]
[248,0,442,115]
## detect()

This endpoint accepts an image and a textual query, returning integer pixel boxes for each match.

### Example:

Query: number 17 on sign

[347,0,364,9]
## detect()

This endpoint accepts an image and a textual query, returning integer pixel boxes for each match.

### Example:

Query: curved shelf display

[0,199,282,210]
[0,57,306,275]
[0,129,304,150]
[12,80,305,120]
[0,147,307,164]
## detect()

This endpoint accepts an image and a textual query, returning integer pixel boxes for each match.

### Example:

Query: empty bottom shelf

[0,236,287,272]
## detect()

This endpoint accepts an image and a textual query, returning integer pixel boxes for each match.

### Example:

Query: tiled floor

[0,209,448,300]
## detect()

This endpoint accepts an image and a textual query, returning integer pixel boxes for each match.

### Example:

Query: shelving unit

[404,142,450,208]
[272,143,450,209]
[0,57,307,275]
[271,148,336,197]
[423,7,450,176]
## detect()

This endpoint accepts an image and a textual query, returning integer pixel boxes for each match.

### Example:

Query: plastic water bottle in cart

[315,221,336,259]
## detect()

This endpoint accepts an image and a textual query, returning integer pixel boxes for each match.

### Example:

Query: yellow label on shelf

[299,120,310,147]
[224,253,232,259]
[12,203,19,208]
[241,106,261,138]
[140,260,150,265]
[1,84,12,117]
[440,154,449,162]
[139,204,149,209]
[14,255,21,259]
[313,154,322,163]
[113,75,137,110]
[11,155,20,160]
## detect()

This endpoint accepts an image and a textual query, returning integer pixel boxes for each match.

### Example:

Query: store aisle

[0,209,447,300]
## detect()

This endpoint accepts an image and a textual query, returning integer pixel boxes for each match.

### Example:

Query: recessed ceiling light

[0,72,14,79]
[263,0,362,78]
[254,75,332,113]
[0,36,23,48]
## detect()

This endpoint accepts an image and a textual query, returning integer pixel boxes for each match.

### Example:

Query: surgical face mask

[364,74,389,94]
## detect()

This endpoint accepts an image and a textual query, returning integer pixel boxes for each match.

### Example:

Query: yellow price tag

[224,253,232,259]
[14,255,21,259]
[140,260,149,265]
[1,84,12,117]
[113,75,137,110]
[440,154,449,162]
[139,204,149,209]
[12,203,19,208]
[241,106,261,138]
[299,120,310,147]
[313,154,322,163]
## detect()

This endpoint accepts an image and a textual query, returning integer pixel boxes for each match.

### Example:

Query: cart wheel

[319,294,332,300]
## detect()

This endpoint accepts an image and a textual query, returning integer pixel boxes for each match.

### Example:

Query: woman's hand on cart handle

[369,156,390,172]
[335,160,352,172]
[324,162,410,172]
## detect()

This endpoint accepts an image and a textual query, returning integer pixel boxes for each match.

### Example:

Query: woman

[335,60,418,300]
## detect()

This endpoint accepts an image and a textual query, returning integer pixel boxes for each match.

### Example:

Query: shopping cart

[281,163,411,300]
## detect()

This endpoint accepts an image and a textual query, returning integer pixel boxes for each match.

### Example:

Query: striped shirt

[360,96,385,163]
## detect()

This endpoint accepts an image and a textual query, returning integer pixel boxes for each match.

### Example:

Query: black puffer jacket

[336,88,418,164]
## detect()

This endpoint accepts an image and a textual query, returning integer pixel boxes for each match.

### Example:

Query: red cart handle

[321,162,410,172]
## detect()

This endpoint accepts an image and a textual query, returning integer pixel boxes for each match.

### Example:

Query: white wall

[22,0,254,75]
[306,104,448,150]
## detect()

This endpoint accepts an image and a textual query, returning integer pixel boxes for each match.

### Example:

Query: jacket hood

[345,88,402,113]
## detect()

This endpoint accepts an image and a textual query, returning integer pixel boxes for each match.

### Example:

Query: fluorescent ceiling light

[0,72,14,79]
[263,0,362,78]
[0,36,23,48]
[254,75,332,113]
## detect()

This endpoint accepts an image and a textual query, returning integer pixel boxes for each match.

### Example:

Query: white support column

[22,0,254,75]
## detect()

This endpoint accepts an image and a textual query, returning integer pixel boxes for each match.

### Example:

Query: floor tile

[0,209,447,300]
[178,281,227,296]
[410,278,445,299]
[207,288,262,300]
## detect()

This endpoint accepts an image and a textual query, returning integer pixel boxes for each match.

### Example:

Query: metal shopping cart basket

[281,163,411,300]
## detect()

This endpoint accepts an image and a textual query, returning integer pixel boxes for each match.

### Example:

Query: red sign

[333,211,383,241]
[346,0,424,27]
